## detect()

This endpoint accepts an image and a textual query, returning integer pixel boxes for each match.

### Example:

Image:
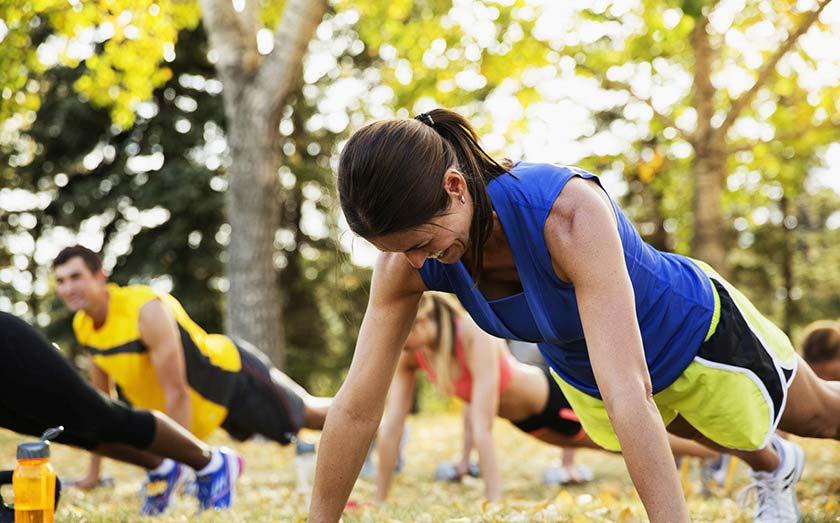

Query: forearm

[459,407,474,466]
[375,424,404,502]
[472,431,501,501]
[310,401,380,522]
[87,454,102,478]
[608,395,688,522]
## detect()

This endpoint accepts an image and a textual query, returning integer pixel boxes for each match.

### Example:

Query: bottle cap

[16,426,63,460]
[17,441,50,460]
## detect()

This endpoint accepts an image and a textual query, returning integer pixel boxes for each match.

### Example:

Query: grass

[1,414,838,522]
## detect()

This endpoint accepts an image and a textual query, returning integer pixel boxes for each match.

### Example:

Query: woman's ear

[442,168,467,201]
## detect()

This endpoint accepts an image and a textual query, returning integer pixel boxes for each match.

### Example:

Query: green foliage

[2,0,840,386]
[1,0,200,127]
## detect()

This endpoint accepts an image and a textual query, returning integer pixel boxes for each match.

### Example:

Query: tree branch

[718,0,833,137]
[254,0,327,116]
[198,0,259,83]
[601,77,687,141]
[725,119,840,155]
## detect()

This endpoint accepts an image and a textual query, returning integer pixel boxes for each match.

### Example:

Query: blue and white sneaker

[141,462,184,516]
[196,447,243,511]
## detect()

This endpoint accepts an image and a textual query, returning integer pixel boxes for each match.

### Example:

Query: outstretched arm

[309,253,426,522]
[461,326,503,501]
[375,352,417,502]
[139,300,192,431]
[77,360,112,489]
[456,403,474,476]
[547,178,688,522]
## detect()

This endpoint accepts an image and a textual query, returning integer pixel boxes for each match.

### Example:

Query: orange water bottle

[12,427,62,523]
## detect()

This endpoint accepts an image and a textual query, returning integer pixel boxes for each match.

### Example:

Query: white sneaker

[738,435,804,523]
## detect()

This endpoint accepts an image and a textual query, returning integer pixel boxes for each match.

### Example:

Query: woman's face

[404,315,432,351]
[369,169,473,269]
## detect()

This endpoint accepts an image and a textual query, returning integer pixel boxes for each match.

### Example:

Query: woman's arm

[456,403,474,476]
[461,325,503,501]
[375,352,418,502]
[546,178,688,522]
[309,253,425,522]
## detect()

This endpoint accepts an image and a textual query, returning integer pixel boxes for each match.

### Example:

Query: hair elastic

[415,112,435,127]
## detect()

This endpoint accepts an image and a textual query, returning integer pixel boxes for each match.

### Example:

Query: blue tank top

[419,162,715,398]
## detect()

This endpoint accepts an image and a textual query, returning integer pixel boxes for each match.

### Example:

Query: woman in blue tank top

[310,108,840,523]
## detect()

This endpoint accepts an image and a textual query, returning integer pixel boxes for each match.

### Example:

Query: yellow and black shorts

[553,261,799,452]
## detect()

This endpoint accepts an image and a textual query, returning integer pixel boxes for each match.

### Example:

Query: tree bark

[689,15,729,274]
[199,0,327,366]
[690,1,833,276]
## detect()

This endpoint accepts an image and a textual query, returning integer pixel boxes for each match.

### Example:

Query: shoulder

[545,176,615,248]
[458,316,502,357]
[111,284,159,312]
[492,163,602,216]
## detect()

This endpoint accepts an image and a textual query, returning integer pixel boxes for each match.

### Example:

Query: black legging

[0,312,155,450]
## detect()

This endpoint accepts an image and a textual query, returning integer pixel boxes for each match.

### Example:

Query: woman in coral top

[375,293,716,502]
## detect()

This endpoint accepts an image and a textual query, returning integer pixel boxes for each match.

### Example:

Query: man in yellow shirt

[53,245,329,510]
[0,312,239,515]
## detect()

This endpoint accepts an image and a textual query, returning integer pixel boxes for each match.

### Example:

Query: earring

[459,195,466,205]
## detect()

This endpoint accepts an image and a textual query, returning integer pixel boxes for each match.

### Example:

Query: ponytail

[338,108,511,282]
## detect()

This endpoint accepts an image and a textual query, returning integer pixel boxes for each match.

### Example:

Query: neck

[86,285,110,329]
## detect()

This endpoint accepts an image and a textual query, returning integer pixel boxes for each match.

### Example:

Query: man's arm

[138,299,192,431]
[75,359,112,490]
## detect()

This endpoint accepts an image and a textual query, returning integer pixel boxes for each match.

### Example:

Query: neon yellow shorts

[553,261,798,452]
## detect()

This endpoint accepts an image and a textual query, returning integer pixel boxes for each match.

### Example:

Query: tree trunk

[691,146,728,274]
[200,0,326,367]
[690,1,832,277]
[224,98,286,366]
[780,195,795,336]
[690,15,729,275]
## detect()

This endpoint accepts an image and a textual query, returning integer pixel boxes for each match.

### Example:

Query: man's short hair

[800,321,840,364]
[53,245,103,273]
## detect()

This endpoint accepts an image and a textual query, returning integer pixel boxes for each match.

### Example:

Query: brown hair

[53,245,103,273]
[416,293,464,395]
[800,320,840,364]
[337,108,510,279]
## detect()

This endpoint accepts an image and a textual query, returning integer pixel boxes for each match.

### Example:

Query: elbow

[601,377,654,415]
[330,396,382,434]
[165,385,191,406]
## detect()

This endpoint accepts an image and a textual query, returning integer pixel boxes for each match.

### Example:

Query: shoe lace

[737,472,782,520]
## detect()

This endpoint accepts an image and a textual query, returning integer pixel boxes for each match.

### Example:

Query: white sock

[150,458,175,476]
[196,449,223,477]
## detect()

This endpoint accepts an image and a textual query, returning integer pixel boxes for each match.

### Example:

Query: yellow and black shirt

[73,284,241,439]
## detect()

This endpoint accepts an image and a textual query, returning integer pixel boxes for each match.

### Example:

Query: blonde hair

[416,293,465,396]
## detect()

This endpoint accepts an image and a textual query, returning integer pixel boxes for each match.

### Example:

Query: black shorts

[220,339,306,445]
[0,312,156,450]
[511,368,584,439]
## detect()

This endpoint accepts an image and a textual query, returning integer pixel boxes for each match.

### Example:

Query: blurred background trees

[1,0,839,393]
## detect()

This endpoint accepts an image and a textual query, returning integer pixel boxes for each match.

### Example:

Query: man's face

[54,257,106,312]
